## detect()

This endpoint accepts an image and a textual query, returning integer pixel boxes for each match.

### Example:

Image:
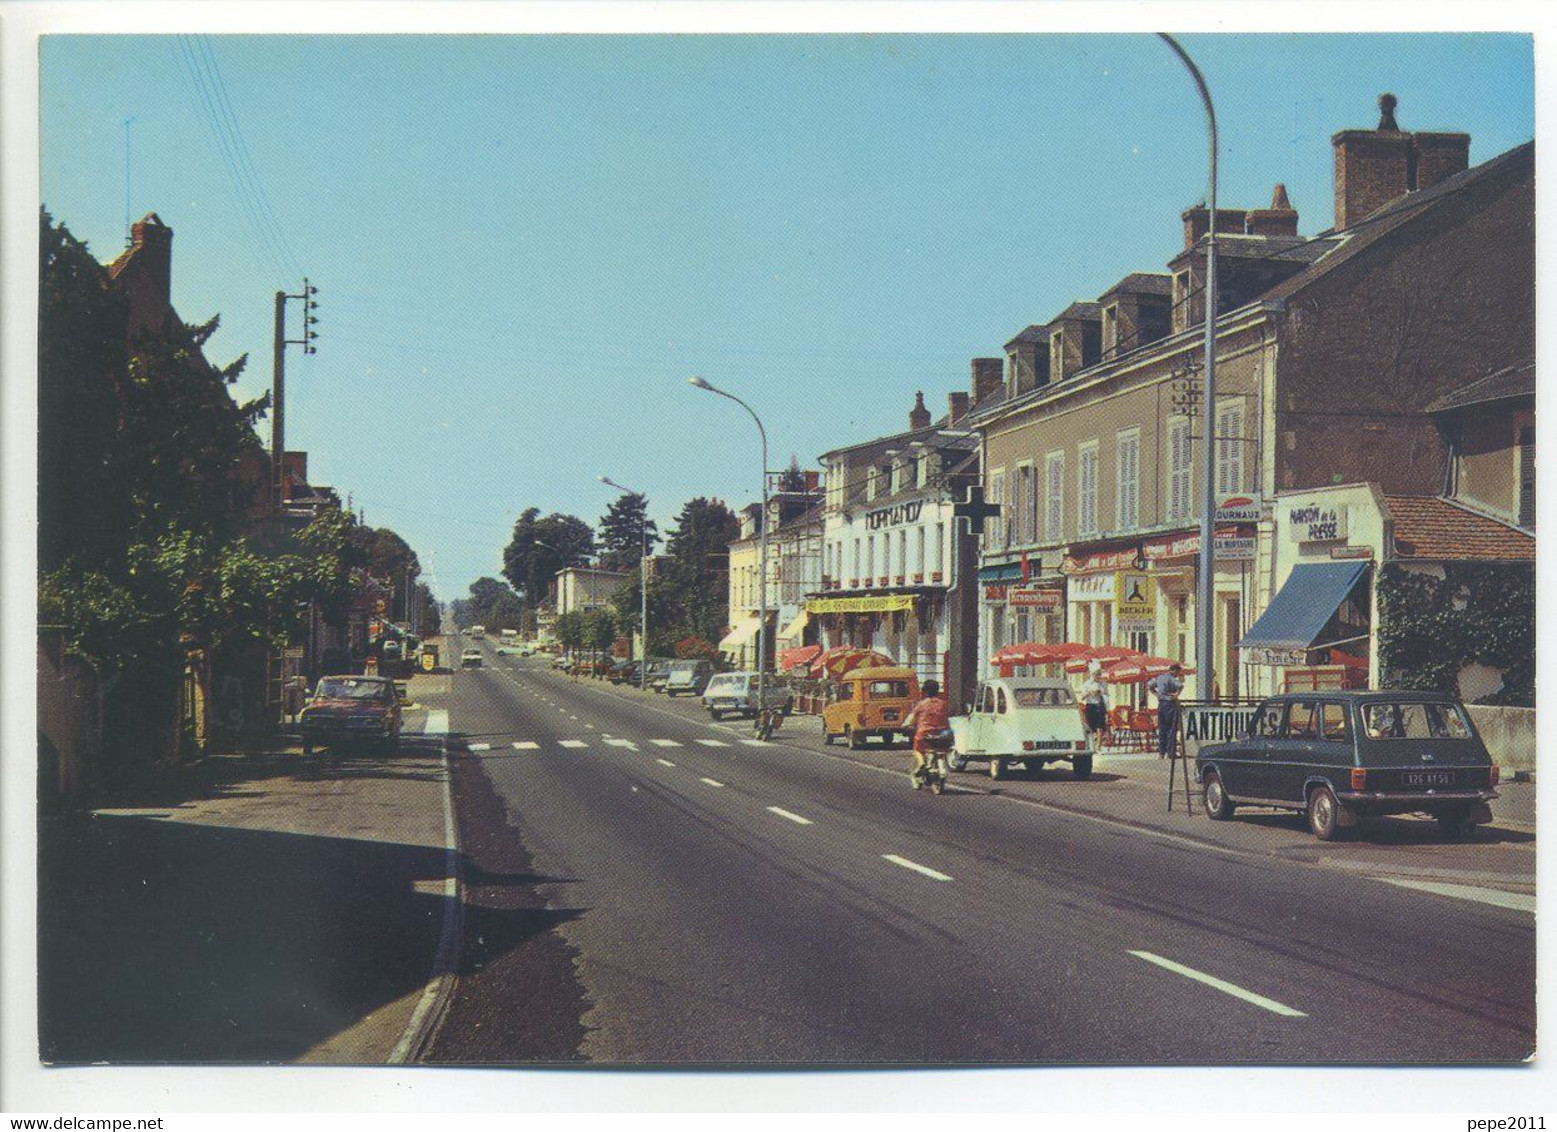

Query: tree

[597,492,660,573]
[777,455,809,493]
[585,607,618,666]
[502,509,595,604]
[554,610,586,655]
[610,572,677,657]
[661,497,739,645]
[451,576,524,631]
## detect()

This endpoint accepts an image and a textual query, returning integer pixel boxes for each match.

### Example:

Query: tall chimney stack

[1332,94,1470,230]
[909,390,931,431]
[947,391,969,424]
[128,213,173,299]
[970,357,1003,406]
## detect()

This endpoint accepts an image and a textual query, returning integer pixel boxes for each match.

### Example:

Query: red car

[299,675,403,755]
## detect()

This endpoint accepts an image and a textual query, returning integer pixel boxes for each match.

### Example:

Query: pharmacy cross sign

[954,483,1002,535]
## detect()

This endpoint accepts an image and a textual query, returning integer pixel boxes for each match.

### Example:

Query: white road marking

[559,740,588,749]
[739,739,769,747]
[569,714,579,720]
[882,854,952,882]
[467,742,492,752]
[606,738,638,749]
[512,741,539,750]
[696,739,731,748]
[655,758,677,768]
[585,723,597,730]
[766,806,813,826]
[424,709,449,735]
[1127,951,1307,1018]
[1380,878,1536,914]
[700,777,725,788]
[650,739,682,748]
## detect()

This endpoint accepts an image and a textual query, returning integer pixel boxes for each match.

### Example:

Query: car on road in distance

[950,677,1091,780]
[500,628,518,639]
[461,648,483,668]
[822,666,920,749]
[298,674,402,756]
[468,625,485,639]
[382,638,402,662]
[702,672,793,720]
[1196,691,1500,841]
[665,659,713,697]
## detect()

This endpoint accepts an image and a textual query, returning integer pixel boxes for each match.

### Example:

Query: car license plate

[1404,771,1455,787]
[1030,739,1072,750]
[881,710,899,722]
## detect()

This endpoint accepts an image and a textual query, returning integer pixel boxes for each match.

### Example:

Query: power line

[194,35,303,278]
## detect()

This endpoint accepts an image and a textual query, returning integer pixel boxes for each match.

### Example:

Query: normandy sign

[865,500,924,530]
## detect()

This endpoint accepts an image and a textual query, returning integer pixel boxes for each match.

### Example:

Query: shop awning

[718,618,762,651]
[978,562,1025,583]
[1239,561,1369,652]
[805,593,916,615]
[780,644,822,672]
[778,610,809,643]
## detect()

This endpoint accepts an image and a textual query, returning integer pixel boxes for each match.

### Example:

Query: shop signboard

[806,593,916,615]
[1286,502,1349,543]
[1009,586,1063,611]
[1243,645,1309,666]
[1216,494,1264,523]
[1062,547,1139,575]
[1114,571,1155,628]
[1069,572,1116,601]
[984,585,1009,601]
[1214,535,1257,562]
[864,500,924,530]
[1181,701,1262,759]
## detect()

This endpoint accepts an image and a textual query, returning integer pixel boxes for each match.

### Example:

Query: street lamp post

[1158,32,1220,701]
[687,376,770,711]
[600,475,652,690]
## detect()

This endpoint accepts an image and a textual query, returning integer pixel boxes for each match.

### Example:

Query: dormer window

[1049,330,1065,384]
[915,448,930,489]
[1172,269,1193,332]
[1102,304,1120,358]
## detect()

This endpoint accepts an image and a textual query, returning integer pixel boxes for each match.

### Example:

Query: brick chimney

[909,390,932,431]
[947,391,969,424]
[1245,184,1299,237]
[1332,94,1469,230]
[1182,206,1247,249]
[128,212,173,299]
[971,357,1003,405]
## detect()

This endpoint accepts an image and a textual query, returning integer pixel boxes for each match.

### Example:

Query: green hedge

[1376,562,1534,706]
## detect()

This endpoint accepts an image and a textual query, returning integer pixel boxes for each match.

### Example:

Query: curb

[387,731,464,1064]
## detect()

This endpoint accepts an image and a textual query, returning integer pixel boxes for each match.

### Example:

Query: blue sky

[40,33,1533,600]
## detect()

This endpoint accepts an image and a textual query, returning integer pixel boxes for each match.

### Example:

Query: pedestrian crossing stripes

[605,738,638,748]
[649,739,682,748]
[558,739,589,749]
[739,739,768,747]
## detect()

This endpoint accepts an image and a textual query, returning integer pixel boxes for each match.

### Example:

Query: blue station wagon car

[1196,691,1499,841]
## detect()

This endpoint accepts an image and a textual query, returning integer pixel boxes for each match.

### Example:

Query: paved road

[424,636,1535,1066]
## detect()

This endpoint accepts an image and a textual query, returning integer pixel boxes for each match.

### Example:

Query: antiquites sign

[1181,702,1262,757]
[865,500,924,530]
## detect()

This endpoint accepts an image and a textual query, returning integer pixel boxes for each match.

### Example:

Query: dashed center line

[739,739,769,747]
[1128,951,1307,1018]
[512,741,539,750]
[882,854,952,881]
[558,740,588,749]
[1378,878,1535,913]
[655,758,677,768]
[606,738,638,749]
[699,777,725,788]
[766,806,813,826]
[650,739,682,748]
[696,739,731,748]
[467,742,492,752]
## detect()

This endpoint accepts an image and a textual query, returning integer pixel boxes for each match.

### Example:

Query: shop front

[806,591,947,686]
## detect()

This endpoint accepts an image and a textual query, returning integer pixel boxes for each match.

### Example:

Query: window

[916,450,930,489]
[1284,702,1318,739]
[864,535,874,580]
[1172,269,1192,329]
[915,527,926,575]
[1016,463,1036,544]
[880,533,891,579]
[1216,402,1245,496]
[933,522,945,576]
[867,679,911,698]
[1116,429,1140,531]
[1103,304,1119,356]
[1168,416,1192,522]
[1014,687,1074,708]
[996,687,1009,714]
[852,538,861,581]
[1078,442,1100,536]
[1045,451,1064,541]
[1256,701,1286,738]
[1361,702,1473,740]
[987,471,1006,548]
[1050,330,1066,384]
[1319,703,1350,742]
[897,529,907,579]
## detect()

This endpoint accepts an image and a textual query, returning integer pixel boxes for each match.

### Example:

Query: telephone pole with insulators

[271,277,320,509]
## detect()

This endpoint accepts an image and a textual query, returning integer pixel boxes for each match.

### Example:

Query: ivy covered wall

[1376,562,1535,706]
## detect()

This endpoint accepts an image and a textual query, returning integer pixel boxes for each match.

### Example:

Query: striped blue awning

[978,562,1026,583]
[1239,561,1369,651]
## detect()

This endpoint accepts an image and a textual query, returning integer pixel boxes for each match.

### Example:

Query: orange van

[822,666,921,749]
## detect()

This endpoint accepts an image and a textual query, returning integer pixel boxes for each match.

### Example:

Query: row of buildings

[720,96,1535,710]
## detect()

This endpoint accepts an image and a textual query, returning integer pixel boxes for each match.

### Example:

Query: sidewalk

[563,667,1537,894]
[38,720,454,1065]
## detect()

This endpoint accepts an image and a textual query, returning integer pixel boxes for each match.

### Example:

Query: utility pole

[271,278,319,510]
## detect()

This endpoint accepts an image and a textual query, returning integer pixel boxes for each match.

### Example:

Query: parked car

[702,672,794,720]
[461,648,483,668]
[665,659,714,697]
[468,625,486,639]
[822,666,920,749]
[550,654,570,670]
[298,674,402,755]
[608,659,640,684]
[382,638,403,661]
[1196,691,1500,841]
[950,677,1091,780]
[644,659,673,692]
